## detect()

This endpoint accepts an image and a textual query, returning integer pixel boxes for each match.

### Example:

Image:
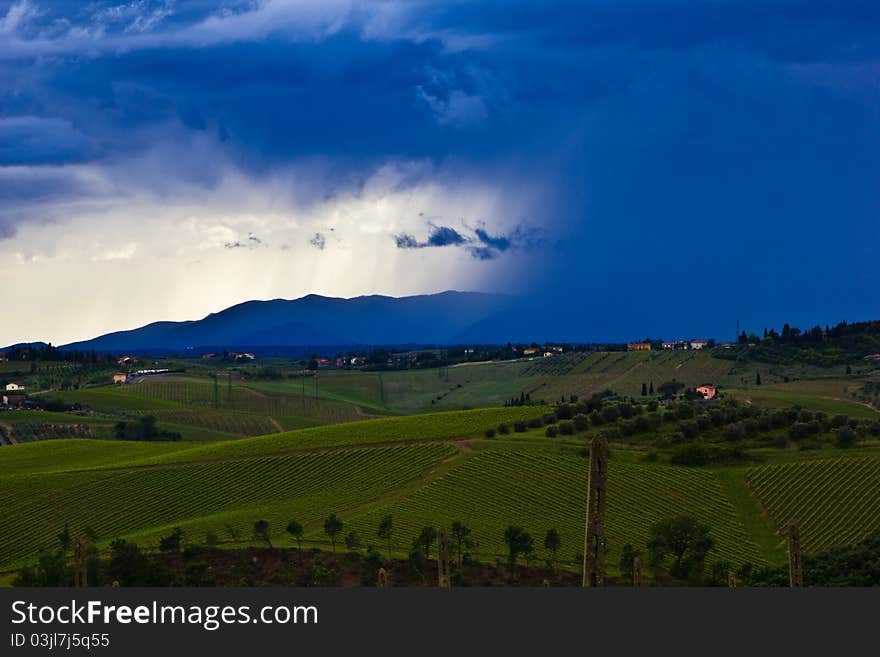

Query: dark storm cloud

[0,116,92,165]
[426,225,468,247]
[395,223,542,260]
[1,1,879,336]
[474,228,510,252]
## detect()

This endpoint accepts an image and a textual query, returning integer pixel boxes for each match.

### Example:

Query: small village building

[863,354,880,361]
[544,351,554,358]
[661,341,676,350]
[690,340,709,350]
[627,342,652,352]
[5,382,25,392]
[2,394,25,406]
[523,348,540,356]
[117,355,135,365]
[113,372,129,384]
[201,353,216,359]
[696,385,716,400]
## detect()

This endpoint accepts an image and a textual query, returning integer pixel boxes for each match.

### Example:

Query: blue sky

[1,1,878,345]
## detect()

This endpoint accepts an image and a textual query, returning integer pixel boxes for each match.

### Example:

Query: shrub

[484,427,496,438]
[679,420,699,440]
[723,422,746,442]
[670,444,711,466]
[634,415,653,433]
[542,413,557,425]
[676,402,695,420]
[835,426,857,449]
[497,423,510,435]
[555,404,575,421]
[558,420,575,435]
[514,421,527,433]
[545,425,559,438]
[572,413,590,431]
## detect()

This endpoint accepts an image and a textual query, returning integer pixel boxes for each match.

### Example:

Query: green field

[746,456,880,553]
[0,443,457,570]
[728,380,879,419]
[340,446,766,568]
[4,401,879,577]
[4,349,880,582]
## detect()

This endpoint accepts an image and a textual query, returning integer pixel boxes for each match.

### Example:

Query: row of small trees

[245,513,716,584]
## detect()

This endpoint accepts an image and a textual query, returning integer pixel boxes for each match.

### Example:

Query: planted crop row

[10,423,93,443]
[134,381,363,423]
[0,443,456,570]
[128,406,551,467]
[151,409,279,436]
[340,447,763,570]
[745,456,880,553]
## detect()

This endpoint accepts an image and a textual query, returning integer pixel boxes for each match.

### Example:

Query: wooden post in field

[437,527,451,588]
[632,556,642,587]
[582,433,608,587]
[73,537,86,588]
[377,567,389,588]
[787,521,803,588]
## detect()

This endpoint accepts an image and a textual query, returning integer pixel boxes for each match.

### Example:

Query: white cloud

[0,156,540,345]
[0,0,496,60]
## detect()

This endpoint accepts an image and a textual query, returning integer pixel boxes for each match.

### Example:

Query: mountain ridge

[53,291,518,354]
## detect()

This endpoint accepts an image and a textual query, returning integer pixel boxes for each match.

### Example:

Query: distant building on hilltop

[863,354,880,361]
[523,347,540,356]
[5,382,25,391]
[117,355,135,365]
[695,385,717,400]
[690,339,709,350]
[113,372,129,384]
[627,342,652,352]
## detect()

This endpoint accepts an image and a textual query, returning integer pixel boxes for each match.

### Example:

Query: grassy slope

[4,348,880,578]
[745,455,880,553]
[727,379,879,419]
[339,443,768,569]
[121,406,552,466]
[0,443,457,571]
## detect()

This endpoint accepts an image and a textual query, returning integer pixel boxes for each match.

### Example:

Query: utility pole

[787,521,804,588]
[582,433,608,587]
